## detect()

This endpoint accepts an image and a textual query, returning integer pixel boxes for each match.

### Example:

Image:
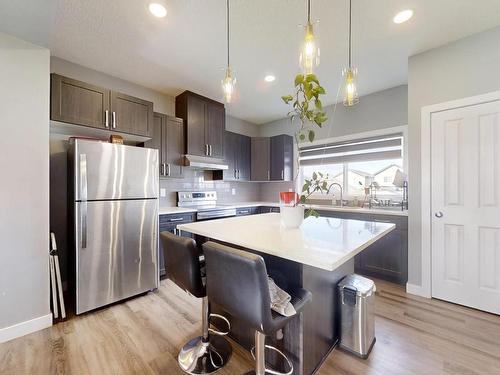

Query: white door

[431,100,500,314]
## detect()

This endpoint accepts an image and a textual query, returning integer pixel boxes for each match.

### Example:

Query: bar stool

[202,241,312,375]
[160,232,232,374]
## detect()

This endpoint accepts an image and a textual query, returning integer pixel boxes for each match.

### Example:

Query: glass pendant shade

[299,22,320,74]
[342,67,359,107]
[221,67,236,103]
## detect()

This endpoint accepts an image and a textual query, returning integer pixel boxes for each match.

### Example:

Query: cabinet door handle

[238,169,240,179]
[281,170,284,180]
[234,169,237,179]
[435,211,443,218]
[112,111,116,129]
[105,110,109,128]
[169,217,184,222]
[205,144,208,156]
[161,163,166,176]
[209,144,212,156]
[267,170,270,180]
[167,163,171,176]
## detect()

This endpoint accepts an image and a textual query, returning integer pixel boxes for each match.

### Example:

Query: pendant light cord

[348,0,352,68]
[227,0,230,68]
[307,0,311,23]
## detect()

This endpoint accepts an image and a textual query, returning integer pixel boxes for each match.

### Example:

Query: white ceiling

[1,0,500,124]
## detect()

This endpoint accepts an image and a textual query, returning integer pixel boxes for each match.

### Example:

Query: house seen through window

[299,133,405,201]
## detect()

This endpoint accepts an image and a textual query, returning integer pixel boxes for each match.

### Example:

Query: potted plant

[280,73,335,227]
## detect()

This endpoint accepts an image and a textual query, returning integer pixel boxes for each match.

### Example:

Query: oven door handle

[197,210,236,220]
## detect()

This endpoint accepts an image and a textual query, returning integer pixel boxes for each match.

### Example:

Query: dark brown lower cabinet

[158,213,195,277]
[236,207,259,216]
[317,210,408,285]
[258,206,280,214]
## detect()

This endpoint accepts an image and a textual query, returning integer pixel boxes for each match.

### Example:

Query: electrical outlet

[231,188,236,195]
[288,188,293,192]
[160,188,166,197]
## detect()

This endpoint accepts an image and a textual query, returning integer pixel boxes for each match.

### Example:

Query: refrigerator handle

[81,202,87,249]
[80,154,88,248]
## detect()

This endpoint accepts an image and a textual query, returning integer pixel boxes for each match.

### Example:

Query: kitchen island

[178,213,395,375]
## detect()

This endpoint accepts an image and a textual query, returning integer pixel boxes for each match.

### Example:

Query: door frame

[418,90,500,298]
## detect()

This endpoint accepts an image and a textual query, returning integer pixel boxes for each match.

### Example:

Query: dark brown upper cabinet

[144,113,184,178]
[175,91,225,158]
[215,131,251,181]
[251,137,271,181]
[270,134,294,181]
[51,74,110,129]
[110,91,153,137]
[250,134,293,181]
[50,74,153,137]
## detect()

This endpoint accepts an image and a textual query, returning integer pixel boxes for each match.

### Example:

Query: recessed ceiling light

[149,3,167,18]
[393,9,413,24]
[264,75,276,82]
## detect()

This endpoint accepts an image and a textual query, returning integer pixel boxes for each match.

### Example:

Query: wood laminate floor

[1,279,500,375]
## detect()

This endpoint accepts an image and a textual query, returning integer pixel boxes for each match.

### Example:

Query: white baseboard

[406,283,431,298]
[0,314,52,343]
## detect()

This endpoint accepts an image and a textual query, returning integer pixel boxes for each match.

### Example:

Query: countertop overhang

[178,213,395,272]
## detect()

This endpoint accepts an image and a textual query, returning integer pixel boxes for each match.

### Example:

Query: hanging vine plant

[281,73,335,217]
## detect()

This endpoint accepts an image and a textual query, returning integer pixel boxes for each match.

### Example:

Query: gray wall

[258,85,408,138]
[407,26,500,286]
[258,85,408,201]
[0,34,50,332]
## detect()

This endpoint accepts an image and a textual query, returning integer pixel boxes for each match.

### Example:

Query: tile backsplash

[259,181,294,202]
[159,169,261,206]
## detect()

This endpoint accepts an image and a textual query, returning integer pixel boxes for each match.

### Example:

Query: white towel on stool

[268,277,296,317]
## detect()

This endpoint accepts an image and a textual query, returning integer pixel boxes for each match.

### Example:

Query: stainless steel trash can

[338,274,376,358]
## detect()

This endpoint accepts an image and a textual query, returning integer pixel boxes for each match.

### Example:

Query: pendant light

[342,0,359,106]
[299,0,320,75]
[221,0,236,103]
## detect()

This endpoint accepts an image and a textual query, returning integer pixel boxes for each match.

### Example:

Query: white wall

[0,33,51,341]
[408,26,500,287]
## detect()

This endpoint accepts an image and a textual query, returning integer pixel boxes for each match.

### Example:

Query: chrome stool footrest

[208,313,231,336]
[250,344,293,375]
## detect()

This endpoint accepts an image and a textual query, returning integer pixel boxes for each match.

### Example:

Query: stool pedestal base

[178,335,232,375]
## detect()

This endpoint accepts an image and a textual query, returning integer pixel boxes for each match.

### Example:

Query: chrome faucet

[329,183,344,207]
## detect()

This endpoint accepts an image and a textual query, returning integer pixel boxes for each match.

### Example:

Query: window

[299,133,405,199]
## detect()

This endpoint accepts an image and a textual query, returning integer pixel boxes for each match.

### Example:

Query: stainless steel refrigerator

[69,139,159,314]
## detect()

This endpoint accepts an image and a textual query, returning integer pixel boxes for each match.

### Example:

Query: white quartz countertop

[229,201,408,217]
[177,213,395,271]
[159,202,407,217]
[158,207,197,215]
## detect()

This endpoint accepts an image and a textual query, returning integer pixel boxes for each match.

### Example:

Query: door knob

[435,211,443,218]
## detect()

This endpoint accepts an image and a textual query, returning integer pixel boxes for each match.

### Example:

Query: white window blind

[299,133,403,166]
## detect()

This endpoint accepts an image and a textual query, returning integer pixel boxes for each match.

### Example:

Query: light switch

[160,188,166,197]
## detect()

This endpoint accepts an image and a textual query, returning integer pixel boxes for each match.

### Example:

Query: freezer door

[73,139,158,201]
[75,199,159,314]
